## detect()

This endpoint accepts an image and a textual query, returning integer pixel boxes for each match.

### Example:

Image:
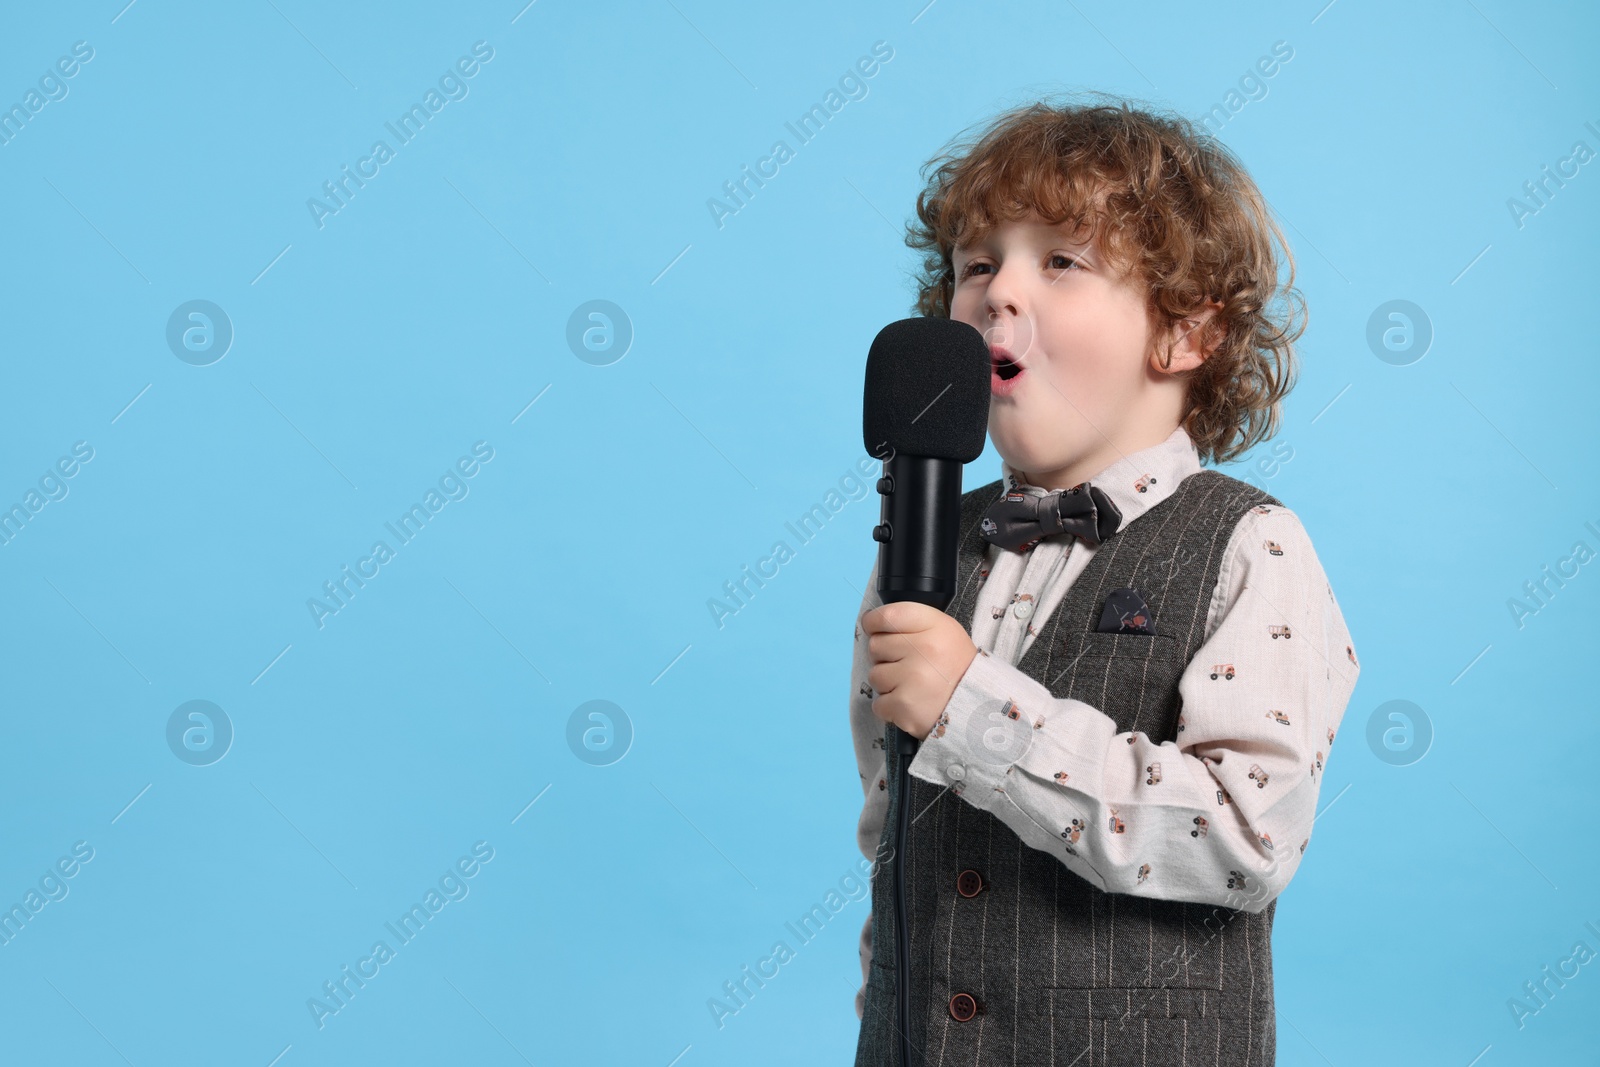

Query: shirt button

[949,992,980,1021]
[956,869,984,897]
[947,763,966,780]
[1013,600,1033,619]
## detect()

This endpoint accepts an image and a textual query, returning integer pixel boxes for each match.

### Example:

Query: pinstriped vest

[855,469,1283,1067]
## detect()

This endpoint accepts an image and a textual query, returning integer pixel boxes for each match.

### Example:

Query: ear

[1153,300,1225,375]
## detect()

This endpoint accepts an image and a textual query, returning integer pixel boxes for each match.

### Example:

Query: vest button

[1013,600,1033,619]
[948,992,980,1021]
[956,869,984,897]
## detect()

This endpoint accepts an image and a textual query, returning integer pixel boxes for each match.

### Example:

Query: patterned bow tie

[979,482,1123,552]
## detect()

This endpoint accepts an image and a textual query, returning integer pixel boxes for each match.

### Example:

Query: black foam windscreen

[862,317,991,463]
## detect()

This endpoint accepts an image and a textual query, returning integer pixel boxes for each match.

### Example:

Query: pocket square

[1096,587,1156,635]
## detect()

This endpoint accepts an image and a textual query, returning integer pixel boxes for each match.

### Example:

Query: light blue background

[0,1,1595,1064]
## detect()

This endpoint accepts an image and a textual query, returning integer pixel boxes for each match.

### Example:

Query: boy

[849,97,1358,1067]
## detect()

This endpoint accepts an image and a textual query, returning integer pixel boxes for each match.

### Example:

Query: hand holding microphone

[861,601,978,739]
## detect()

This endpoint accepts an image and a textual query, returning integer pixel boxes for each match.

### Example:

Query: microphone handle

[872,453,963,608]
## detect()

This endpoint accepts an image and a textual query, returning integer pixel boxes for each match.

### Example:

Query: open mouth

[993,356,1022,381]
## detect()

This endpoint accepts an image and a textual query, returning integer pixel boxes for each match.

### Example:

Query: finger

[861,601,928,636]
[867,631,915,664]
[867,661,899,697]
[860,604,898,636]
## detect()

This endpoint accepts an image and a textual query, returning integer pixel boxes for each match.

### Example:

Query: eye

[1049,254,1083,271]
[957,260,993,279]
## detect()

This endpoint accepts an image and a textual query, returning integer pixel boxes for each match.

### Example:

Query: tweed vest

[855,469,1284,1067]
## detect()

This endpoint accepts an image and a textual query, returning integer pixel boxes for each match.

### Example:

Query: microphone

[861,316,989,1067]
[863,317,992,610]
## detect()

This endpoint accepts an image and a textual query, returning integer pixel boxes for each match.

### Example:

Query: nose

[983,258,1025,324]
[982,261,1030,348]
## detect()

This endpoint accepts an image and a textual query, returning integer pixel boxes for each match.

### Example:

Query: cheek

[949,295,983,333]
[1041,305,1147,394]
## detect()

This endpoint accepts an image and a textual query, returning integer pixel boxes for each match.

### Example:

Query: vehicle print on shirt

[1136,863,1151,885]
[927,709,949,740]
[1346,644,1358,666]
[1248,763,1269,788]
[1108,808,1126,834]
[1133,474,1157,493]
[1299,837,1309,854]
[1060,817,1087,845]
[1209,663,1237,680]
[1259,832,1274,851]
[1265,708,1291,726]
[1191,816,1209,837]
[1145,762,1162,785]
[1003,700,1022,721]
[1216,787,1232,806]
[1269,624,1292,639]
[1327,726,1336,746]
[1176,711,1187,733]
[1053,770,1071,784]
[1310,750,1323,780]
[1252,505,1272,515]
[1263,539,1284,556]
[877,777,886,792]
[1227,869,1248,890]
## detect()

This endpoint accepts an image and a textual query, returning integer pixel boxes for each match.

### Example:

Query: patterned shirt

[848,427,1360,1020]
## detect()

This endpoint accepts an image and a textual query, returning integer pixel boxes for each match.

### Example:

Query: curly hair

[904,93,1305,466]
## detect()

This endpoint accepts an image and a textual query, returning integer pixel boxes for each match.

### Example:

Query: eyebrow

[953,225,1096,259]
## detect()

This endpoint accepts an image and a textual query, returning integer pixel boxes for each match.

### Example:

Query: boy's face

[949,211,1177,489]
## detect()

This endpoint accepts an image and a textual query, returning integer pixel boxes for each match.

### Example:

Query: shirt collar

[999,426,1203,534]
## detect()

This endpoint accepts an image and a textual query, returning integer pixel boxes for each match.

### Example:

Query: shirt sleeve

[906,505,1359,913]
[848,555,887,1021]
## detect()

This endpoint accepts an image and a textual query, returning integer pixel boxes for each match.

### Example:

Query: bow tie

[979,482,1123,552]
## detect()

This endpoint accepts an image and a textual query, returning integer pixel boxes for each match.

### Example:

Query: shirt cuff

[907,649,1116,807]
